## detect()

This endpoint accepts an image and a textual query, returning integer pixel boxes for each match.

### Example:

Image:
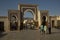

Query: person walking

[48,23,51,34]
[44,25,47,34]
[40,24,44,34]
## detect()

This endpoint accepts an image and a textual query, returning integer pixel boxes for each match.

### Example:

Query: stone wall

[0,16,9,32]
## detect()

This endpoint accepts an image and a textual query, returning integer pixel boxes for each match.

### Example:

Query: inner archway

[23,11,35,29]
[24,12,33,18]
[10,15,18,31]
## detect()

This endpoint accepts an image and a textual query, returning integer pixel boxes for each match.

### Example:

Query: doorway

[10,22,18,31]
[21,11,34,30]
[0,22,4,32]
[52,20,54,27]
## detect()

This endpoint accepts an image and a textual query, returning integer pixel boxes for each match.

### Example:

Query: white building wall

[0,17,9,32]
[57,16,60,20]
[37,10,41,27]
[50,16,60,27]
[18,4,20,10]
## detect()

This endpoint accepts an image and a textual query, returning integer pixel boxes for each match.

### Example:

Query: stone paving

[0,28,60,40]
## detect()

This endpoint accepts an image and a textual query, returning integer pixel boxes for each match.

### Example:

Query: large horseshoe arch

[18,4,39,30]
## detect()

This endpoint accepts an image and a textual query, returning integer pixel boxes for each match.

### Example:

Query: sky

[0,0,60,17]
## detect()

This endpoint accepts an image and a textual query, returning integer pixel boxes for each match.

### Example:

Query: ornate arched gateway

[8,4,49,31]
[18,4,39,30]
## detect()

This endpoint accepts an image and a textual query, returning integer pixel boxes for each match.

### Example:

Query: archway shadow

[46,31,60,35]
[51,31,60,34]
[0,31,7,38]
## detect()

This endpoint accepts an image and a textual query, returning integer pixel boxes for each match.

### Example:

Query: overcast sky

[0,0,60,17]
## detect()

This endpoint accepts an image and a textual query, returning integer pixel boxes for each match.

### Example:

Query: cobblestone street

[0,28,60,40]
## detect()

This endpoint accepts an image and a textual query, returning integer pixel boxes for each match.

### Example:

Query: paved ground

[0,28,60,40]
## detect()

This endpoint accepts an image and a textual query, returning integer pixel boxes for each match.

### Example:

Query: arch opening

[10,15,18,31]
[22,10,36,30]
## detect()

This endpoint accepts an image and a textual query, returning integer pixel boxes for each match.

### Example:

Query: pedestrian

[44,25,47,34]
[40,24,44,34]
[48,23,51,34]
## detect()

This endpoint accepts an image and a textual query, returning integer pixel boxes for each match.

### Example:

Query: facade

[50,16,60,27]
[0,16,9,32]
[0,4,49,32]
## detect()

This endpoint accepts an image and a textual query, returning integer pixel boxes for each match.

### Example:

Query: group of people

[40,22,51,34]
